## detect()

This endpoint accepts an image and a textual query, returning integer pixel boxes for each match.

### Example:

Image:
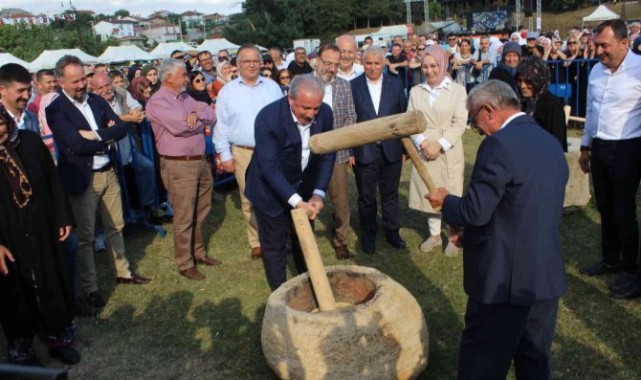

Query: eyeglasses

[279,75,291,80]
[193,78,204,83]
[217,56,229,61]
[238,59,261,66]
[567,41,577,45]
[319,57,340,69]
[418,47,425,51]
[263,73,272,78]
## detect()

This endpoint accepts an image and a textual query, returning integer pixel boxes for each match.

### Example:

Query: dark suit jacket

[442,114,569,306]
[350,74,406,164]
[245,97,336,218]
[46,91,127,196]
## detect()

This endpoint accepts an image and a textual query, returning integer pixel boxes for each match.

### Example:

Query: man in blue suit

[350,46,406,254]
[428,80,568,380]
[46,55,149,316]
[245,74,336,291]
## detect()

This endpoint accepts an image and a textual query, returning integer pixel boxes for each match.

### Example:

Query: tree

[114,9,130,19]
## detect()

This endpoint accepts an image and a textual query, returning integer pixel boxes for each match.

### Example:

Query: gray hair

[467,80,520,113]
[289,74,325,99]
[54,55,83,79]
[158,59,185,82]
[362,46,386,61]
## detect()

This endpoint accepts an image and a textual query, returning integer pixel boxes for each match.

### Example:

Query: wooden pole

[401,137,437,193]
[309,111,427,154]
[291,208,336,311]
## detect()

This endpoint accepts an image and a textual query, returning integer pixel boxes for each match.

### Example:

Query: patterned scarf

[515,56,551,116]
[0,104,32,208]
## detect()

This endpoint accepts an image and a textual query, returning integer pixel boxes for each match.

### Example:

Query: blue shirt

[213,76,283,161]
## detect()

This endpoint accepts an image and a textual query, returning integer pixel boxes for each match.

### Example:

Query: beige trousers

[232,146,260,249]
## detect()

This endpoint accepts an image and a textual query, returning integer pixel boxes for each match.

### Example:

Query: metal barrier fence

[395,58,600,118]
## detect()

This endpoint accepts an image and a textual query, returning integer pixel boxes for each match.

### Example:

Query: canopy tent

[582,5,620,25]
[97,45,154,64]
[30,49,98,71]
[149,42,194,59]
[0,53,33,71]
[196,38,240,54]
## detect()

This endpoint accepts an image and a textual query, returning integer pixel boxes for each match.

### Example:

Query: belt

[92,163,112,173]
[160,155,206,161]
[235,145,255,151]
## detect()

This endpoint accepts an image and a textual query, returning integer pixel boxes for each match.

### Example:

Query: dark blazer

[46,91,127,196]
[350,74,406,164]
[442,114,569,306]
[245,97,336,218]
[530,90,568,152]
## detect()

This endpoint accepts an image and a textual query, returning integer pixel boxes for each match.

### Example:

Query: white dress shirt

[337,63,364,81]
[582,50,641,147]
[5,108,25,130]
[63,91,110,170]
[366,75,383,115]
[287,112,326,208]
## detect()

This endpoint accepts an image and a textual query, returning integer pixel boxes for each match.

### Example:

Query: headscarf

[515,56,551,115]
[129,77,151,106]
[0,104,32,208]
[142,64,160,93]
[126,64,140,83]
[216,61,232,85]
[424,45,449,86]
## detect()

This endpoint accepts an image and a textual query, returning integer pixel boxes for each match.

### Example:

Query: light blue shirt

[213,76,283,161]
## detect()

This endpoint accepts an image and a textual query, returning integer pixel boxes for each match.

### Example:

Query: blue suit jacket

[46,91,127,196]
[245,97,336,218]
[350,74,406,164]
[442,114,569,306]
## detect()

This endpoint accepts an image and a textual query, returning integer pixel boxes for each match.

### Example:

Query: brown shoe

[179,267,205,281]
[197,256,222,266]
[117,272,151,285]
[335,245,354,260]
[251,247,262,260]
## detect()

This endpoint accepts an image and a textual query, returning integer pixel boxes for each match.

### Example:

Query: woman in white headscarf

[407,45,469,256]
[207,61,234,101]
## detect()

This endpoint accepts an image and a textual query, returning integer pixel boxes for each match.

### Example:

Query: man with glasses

[444,34,460,56]
[197,51,217,85]
[428,79,568,380]
[214,44,284,260]
[312,44,357,260]
[216,49,231,63]
[335,34,364,81]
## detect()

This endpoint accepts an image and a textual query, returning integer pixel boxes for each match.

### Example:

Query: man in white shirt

[578,20,641,299]
[335,34,364,81]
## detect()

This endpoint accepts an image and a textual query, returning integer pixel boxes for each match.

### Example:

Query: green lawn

[3,128,641,379]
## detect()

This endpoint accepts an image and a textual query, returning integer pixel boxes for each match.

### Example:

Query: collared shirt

[62,90,110,170]
[412,77,456,151]
[500,112,526,130]
[365,75,383,115]
[146,86,216,156]
[213,76,284,161]
[5,108,25,130]
[286,111,326,208]
[337,63,364,81]
[107,96,140,165]
[322,82,334,109]
[582,50,641,147]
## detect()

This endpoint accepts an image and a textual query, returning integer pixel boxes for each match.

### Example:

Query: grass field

[2,127,639,379]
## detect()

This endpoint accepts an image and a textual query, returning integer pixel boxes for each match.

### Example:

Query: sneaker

[419,235,442,253]
[444,242,461,257]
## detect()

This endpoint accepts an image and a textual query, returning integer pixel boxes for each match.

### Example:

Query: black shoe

[361,237,376,255]
[85,291,106,308]
[610,272,638,293]
[49,346,81,365]
[610,274,641,299]
[8,338,42,366]
[580,262,623,276]
[385,233,406,249]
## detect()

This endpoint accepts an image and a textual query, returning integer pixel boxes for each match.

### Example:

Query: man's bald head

[335,34,358,71]
[91,72,114,102]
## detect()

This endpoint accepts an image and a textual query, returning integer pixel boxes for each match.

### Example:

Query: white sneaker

[419,235,442,253]
[444,243,461,257]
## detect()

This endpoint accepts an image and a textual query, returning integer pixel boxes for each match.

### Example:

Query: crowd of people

[1,18,641,379]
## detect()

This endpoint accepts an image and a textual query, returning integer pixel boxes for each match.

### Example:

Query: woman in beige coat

[408,45,469,256]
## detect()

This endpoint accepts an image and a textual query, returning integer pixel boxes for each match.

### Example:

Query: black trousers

[255,208,308,291]
[458,297,559,380]
[353,146,402,240]
[590,137,641,271]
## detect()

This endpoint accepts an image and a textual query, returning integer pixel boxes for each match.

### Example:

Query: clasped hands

[420,140,442,161]
[296,194,324,220]
[185,104,205,129]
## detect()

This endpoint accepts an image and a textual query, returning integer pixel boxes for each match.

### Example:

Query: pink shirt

[146,86,216,156]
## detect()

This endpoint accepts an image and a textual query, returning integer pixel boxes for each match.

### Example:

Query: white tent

[0,53,33,71]
[196,38,240,54]
[149,42,194,59]
[583,5,620,25]
[98,45,154,64]
[30,49,98,71]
